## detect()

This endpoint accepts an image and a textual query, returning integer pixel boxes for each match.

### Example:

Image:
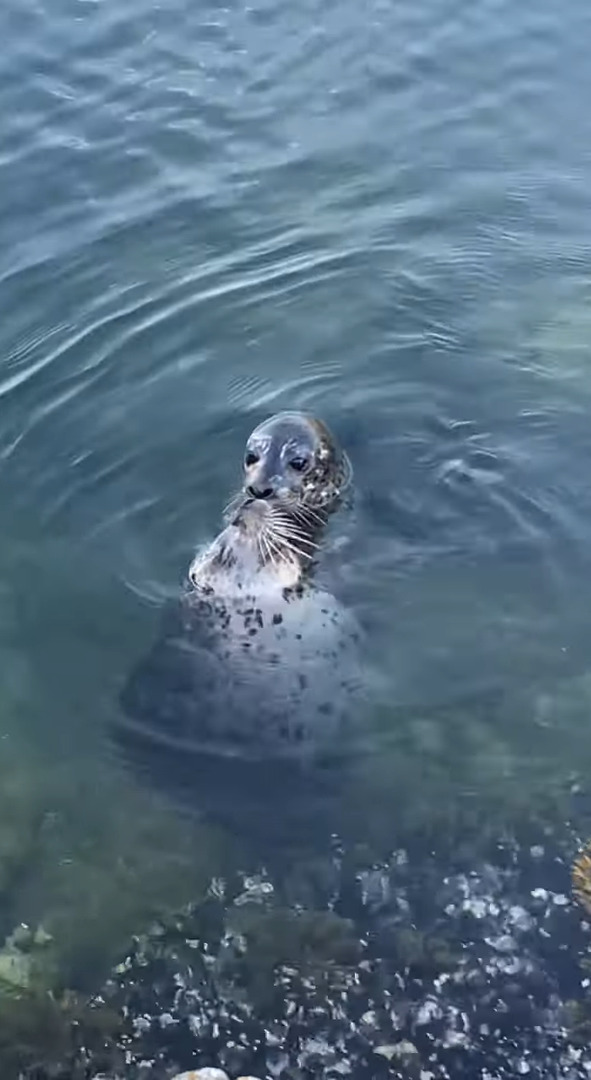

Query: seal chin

[229,495,254,526]
[232,495,271,532]
[228,493,322,571]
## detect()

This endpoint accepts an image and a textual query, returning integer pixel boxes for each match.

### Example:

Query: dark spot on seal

[272,613,283,625]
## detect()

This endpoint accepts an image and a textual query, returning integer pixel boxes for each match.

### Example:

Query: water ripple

[1,0,591,713]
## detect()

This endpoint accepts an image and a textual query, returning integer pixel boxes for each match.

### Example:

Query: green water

[2,0,591,993]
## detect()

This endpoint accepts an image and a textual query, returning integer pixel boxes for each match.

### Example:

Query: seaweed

[223,905,361,1010]
[0,981,124,1079]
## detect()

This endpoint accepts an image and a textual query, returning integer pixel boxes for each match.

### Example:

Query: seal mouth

[228,488,285,522]
[227,491,325,569]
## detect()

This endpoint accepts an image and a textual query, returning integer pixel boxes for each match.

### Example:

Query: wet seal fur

[118,412,364,769]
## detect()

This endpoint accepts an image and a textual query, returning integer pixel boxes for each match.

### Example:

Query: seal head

[202,411,352,591]
[242,411,352,511]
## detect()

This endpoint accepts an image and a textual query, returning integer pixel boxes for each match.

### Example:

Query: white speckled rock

[170,1071,229,1080]
[169,1072,263,1080]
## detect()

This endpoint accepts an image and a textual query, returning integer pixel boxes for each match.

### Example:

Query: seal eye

[245,451,259,467]
[290,456,309,473]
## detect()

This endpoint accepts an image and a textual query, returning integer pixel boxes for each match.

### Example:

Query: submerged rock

[170,1070,232,1080]
[169,1071,264,1080]
[7,824,591,1080]
[83,828,591,1080]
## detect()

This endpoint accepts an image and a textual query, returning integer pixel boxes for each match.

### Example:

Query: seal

[118,411,363,766]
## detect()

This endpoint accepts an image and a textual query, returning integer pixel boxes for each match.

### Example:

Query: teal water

[2,0,591,993]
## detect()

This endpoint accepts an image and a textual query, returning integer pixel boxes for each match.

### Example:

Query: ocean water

[2,0,591,1007]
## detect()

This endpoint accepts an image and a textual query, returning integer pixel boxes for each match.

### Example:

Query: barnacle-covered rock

[92,829,591,1080]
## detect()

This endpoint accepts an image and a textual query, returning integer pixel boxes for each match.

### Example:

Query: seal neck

[188,497,329,596]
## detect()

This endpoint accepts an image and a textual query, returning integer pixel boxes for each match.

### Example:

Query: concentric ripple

[1,0,591,779]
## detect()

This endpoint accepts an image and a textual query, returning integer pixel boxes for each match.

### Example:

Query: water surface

[2,0,591,978]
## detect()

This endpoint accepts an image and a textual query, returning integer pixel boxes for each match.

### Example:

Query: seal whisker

[264,524,291,569]
[269,537,285,570]
[270,533,316,563]
[269,523,321,552]
[272,529,320,553]
[260,526,293,570]
[259,530,277,569]
[261,511,302,549]
[293,503,327,526]
[264,512,319,550]
[268,506,320,532]
[268,515,319,542]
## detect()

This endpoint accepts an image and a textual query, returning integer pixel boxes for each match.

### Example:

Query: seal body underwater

[118,412,365,770]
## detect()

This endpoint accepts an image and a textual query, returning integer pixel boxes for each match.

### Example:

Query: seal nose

[247,483,274,500]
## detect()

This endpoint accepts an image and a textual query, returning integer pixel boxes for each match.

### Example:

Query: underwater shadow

[110,712,354,871]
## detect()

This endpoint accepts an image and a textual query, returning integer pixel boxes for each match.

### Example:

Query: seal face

[119,412,362,765]
[242,411,353,512]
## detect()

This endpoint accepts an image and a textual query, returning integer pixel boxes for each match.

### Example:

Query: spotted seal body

[119,412,363,764]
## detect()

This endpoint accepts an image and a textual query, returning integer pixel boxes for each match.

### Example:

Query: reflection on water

[2,0,591,1057]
